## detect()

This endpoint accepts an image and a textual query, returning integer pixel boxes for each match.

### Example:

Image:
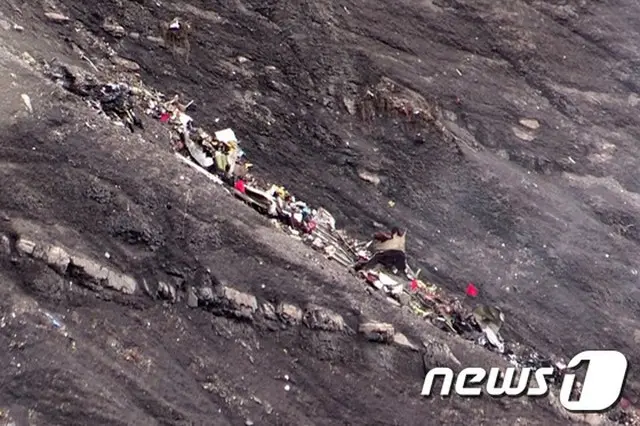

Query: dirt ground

[0,0,639,424]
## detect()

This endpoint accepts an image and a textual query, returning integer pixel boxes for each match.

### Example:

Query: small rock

[129,32,140,40]
[21,52,36,66]
[13,24,24,31]
[393,332,419,351]
[102,21,126,38]
[198,286,214,302]
[187,287,199,308]
[15,238,36,255]
[443,109,457,122]
[111,56,140,72]
[237,56,249,63]
[277,302,303,325]
[264,65,277,72]
[357,170,381,185]
[146,35,165,45]
[512,126,535,141]
[310,238,324,250]
[519,118,540,130]
[303,304,345,332]
[158,281,176,302]
[21,94,32,113]
[358,321,395,343]
[45,12,70,23]
[261,302,278,320]
[1,235,11,255]
[343,97,356,115]
[142,279,154,297]
[496,149,510,160]
[245,420,254,426]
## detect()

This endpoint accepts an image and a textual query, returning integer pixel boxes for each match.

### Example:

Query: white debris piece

[215,128,237,143]
[21,94,32,113]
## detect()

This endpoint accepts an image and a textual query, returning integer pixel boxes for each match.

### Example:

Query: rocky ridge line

[1,233,420,351]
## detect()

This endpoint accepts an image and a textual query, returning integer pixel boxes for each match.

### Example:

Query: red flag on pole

[466,282,479,297]
[410,279,418,291]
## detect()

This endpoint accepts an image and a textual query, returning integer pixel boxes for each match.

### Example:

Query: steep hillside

[0,0,639,424]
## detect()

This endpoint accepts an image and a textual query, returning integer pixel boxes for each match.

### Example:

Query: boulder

[187,287,199,308]
[104,270,137,294]
[102,21,126,38]
[198,286,214,302]
[43,245,71,274]
[219,286,258,320]
[277,302,303,325]
[303,304,345,332]
[158,281,176,302]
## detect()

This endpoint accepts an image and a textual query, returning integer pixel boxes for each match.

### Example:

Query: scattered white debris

[45,12,70,22]
[215,128,237,143]
[21,94,32,113]
[519,118,540,130]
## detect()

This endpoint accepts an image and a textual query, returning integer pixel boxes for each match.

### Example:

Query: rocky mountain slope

[0,0,639,424]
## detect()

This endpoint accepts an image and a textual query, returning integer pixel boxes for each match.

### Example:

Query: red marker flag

[466,282,479,297]
[234,179,246,193]
[410,279,418,292]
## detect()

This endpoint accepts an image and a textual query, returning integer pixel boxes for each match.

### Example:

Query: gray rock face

[70,255,137,294]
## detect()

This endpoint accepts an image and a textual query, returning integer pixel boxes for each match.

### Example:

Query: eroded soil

[0,0,639,424]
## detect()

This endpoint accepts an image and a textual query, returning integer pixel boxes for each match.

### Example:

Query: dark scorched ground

[0,0,639,424]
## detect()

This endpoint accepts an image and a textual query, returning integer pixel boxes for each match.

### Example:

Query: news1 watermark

[421,350,629,412]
